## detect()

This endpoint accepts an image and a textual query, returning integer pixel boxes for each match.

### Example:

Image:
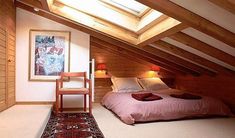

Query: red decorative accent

[151,66,160,72]
[41,113,104,138]
[96,63,107,70]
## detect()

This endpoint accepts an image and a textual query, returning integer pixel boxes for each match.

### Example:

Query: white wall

[16,8,90,107]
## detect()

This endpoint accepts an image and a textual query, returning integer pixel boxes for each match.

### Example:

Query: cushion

[170,93,202,100]
[138,78,169,91]
[111,77,143,92]
[131,93,162,101]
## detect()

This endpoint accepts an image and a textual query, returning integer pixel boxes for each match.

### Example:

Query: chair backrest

[59,72,87,88]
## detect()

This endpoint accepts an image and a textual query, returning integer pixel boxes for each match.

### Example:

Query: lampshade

[151,66,160,72]
[96,63,107,70]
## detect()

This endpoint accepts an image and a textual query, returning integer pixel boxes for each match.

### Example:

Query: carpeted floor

[0,105,52,138]
[41,112,104,138]
[92,103,235,138]
[1,104,235,138]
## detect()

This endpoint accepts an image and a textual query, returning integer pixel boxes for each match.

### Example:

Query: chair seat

[58,88,89,94]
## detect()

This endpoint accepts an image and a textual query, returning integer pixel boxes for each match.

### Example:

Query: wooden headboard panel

[91,43,175,102]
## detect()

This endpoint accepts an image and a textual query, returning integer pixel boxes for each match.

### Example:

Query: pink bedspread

[101,89,233,125]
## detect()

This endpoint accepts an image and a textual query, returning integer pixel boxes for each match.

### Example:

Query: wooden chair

[55,72,92,115]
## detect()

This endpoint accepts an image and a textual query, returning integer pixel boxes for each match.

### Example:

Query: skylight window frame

[99,0,151,17]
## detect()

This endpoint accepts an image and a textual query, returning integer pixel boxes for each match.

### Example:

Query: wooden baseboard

[16,101,54,105]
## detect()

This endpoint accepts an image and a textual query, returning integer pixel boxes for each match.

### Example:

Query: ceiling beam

[137,17,187,47]
[16,1,199,76]
[91,37,201,76]
[153,40,235,75]
[170,32,235,68]
[143,45,216,76]
[208,0,235,15]
[137,0,235,48]
[137,14,168,35]
[39,0,50,11]
[17,0,202,76]
[50,3,138,44]
[16,1,137,46]
[18,0,43,9]
[91,41,175,77]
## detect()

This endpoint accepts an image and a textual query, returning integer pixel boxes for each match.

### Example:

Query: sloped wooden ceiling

[16,0,235,76]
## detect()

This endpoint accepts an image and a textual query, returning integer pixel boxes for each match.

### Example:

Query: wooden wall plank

[91,41,176,102]
[0,46,6,53]
[0,83,6,89]
[175,75,235,113]
[91,37,201,75]
[143,45,216,76]
[0,0,16,111]
[0,39,6,47]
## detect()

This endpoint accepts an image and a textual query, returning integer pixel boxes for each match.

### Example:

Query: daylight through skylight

[101,0,149,16]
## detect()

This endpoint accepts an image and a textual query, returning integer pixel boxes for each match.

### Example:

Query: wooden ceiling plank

[40,0,50,11]
[208,0,235,15]
[170,32,235,67]
[137,17,187,47]
[91,38,185,75]
[136,10,168,34]
[137,0,235,48]
[143,45,216,76]
[91,41,174,76]
[91,37,200,76]
[154,40,234,75]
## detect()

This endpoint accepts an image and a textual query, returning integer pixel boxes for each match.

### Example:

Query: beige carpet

[0,105,52,138]
[0,104,235,138]
[93,103,235,138]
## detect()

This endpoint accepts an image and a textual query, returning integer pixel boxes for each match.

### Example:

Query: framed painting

[29,30,71,81]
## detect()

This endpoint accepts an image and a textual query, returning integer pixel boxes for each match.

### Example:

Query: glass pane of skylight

[103,0,148,15]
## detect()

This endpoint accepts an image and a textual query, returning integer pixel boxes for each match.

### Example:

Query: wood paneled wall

[0,0,16,111]
[91,44,174,78]
[91,44,174,102]
[175,75,235,113]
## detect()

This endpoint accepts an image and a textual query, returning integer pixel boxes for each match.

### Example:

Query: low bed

[101,77,232,125]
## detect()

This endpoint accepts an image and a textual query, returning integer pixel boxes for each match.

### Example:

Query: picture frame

[29,30,71,81]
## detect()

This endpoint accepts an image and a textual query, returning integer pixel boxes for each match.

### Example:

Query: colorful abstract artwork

[29,30,70,81]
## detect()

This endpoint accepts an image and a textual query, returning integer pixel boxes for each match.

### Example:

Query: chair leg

[89,94,92,115]
[60,95,63,112]
[84,94,87,112]
[56,94,59,114]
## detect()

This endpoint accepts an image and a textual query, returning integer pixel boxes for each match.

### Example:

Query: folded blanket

[144,94,163,101]
[132,93,162,101]
[170,93,202,100]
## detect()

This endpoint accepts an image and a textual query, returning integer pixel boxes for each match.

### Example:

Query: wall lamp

[151,66,160,72]
[96,63,108,75]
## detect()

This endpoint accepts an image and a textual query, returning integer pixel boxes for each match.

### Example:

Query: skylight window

[101,0,149,16]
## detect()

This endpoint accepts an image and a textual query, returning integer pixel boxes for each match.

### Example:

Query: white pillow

[138,78,169,91]
[111,85,118,92]
[111,77,143,92]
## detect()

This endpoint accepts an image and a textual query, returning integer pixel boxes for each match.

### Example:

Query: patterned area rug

[41,113,104,138]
